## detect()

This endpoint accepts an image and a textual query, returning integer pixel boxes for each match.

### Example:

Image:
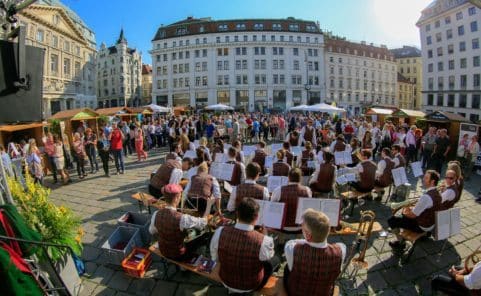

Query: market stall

[423,111,470,159]
[0,122,47,148]
[95,107,134,122]
[392,109,426,126]
[365,108,397,124]
[48,108,99,145]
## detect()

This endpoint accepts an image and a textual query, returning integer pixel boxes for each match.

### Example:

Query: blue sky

[62,0,432,64]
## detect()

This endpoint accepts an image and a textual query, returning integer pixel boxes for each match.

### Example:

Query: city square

[0,0,481,295]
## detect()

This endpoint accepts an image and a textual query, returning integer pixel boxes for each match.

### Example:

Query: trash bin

[118,212,151,246]
[101,226,141,265]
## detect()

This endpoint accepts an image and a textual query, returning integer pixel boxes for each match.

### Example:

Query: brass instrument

[390,198,419,213]
[465,245,481,273]
[351,210,376,269]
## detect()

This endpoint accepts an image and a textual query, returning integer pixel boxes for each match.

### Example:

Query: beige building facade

[397,73,416,109]
[142,64,153,105]
[390,46,423,110]
[17,1,97,117]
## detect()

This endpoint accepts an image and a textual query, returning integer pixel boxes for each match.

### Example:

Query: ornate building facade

[141,64,153,106]
[150,17,325,112]
[17,0,97,117]
[397,73,416,109]
[96,30,142,108]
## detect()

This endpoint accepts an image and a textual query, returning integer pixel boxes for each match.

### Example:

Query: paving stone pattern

[48,147,481,295]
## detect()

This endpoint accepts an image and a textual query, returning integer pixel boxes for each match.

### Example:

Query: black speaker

[0,40,44,123]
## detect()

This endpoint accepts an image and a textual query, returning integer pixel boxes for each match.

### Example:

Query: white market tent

[289,104,309,111]
[145,104,171,113]
[305,103,346,114]
[204,104,234,111]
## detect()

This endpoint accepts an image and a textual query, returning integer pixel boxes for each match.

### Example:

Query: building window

[473,38,480,49]
[425,24,431,32]
[63,58,71,76]
[458,25,464,36]
[474,74,480,88]
[471,21,478,32]
[446,29,453,39]
[472,95,480,109]
[461,58,467,68]
[216,37,220,43]
[50,54,58,74]
[254,23,264,30]
[474,56,480,67]
[428,50,433,58]
[51,35,58,47]
[236,23,246,30]
[448,44,454,54]
[460,75,467,89]
[272,23,282,30]
[435,32,442,42]
[288,23,299,31]
[459,94,467,108]
[218,24,228,31]
[469,7,477,15]
[445,16,451,24]
[448,94,455,107]
[36,29,44,42]
[176,27,187,35]
[428,63,433,72]
[456,12,463,20]
[449,60,455,70]
[427,94,434,105]
[460,41,466,52]
[437,47,443,56]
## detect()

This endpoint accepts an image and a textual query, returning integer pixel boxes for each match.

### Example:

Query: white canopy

[289,104,309,111]
[145,104,171,113]
[204,104,234,111]
[305,103,346,114]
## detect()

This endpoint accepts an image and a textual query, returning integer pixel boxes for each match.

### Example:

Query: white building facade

[417,0,481,122]
[97,30,142,108]
[324,37,398,115]
[150,17,325,112]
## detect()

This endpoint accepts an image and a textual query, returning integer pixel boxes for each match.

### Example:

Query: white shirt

[169,167,183,185]
[465,261,481,290]
[183,174,222,200]
[284,239,346,271]
[227,180,270,212]
[329,141,352,153]
[412,187,437,231]
[376,159,387,178]
[210,222,275,293]
[148,206,207,234]
[441,188,456,203]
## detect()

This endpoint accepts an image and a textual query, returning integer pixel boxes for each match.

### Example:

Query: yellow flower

[74,235,81,244]
[77,228,85,237]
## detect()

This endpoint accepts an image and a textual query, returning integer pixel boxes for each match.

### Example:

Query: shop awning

[392,109,426,118]
[49,108,99,121]
[365,108,394,115]
[0,122,46,132]
[95,107,133,116]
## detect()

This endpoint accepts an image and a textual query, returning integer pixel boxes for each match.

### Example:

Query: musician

[448,160,464,204]
[149,153,183,198]
[387,170,442,251]
[226,147,246,186]
[440,169,459,210]
[149,184,214,260]
[183,163,222,216]
[252,141,268,175]
[212,139,224,162]
[282,141,295,166]
[310,151,336,194]
[271,168,312,231]
[330,134,350,153]
[210,197,278,293]
[431,257,481,295]
[300,119,317,146]
[283,209,346,296]
[227,162,269,212]
[285,130,300,147]
[272,150,291,177]
[350,149,377,193]
[375,148,395,188]
[198,137,212,162]
[392,144,406,168]
[232,140,245,163]
[297,141,316,179]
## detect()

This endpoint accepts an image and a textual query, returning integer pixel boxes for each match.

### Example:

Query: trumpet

[390,199,418,213]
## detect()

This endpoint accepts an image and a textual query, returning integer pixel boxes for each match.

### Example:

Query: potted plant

[7,176,84,294]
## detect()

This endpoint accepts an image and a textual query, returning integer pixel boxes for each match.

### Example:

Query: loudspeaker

[0,40,44,123]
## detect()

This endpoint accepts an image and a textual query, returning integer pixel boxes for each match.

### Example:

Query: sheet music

[345,173,357,182]
[307,160,317,169]
[410,161,423,177]
[209,163,234,181]
[271,143,283,154]
[193,140,200,148]
[184,150,197,159]
[391,167,408,187]
[435,209,451,240]
[291,146,302,156]
[243,145,256,156]
[295,198,340,227]
[223,181,233,194]
[334,151,352,165]
[336,175,348,185]
[214,153,227,163]
[223,144,232,153]
[321,199,341,227]
[255,200,285,229]
[450,208,461,237]
[264,156,274,169]
[267,176,289,193]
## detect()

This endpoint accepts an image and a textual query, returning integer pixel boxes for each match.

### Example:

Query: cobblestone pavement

[47,146,481,296]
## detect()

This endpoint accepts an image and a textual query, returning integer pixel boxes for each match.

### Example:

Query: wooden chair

[149,244,279,295]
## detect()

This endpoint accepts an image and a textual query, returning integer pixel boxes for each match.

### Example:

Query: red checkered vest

[252,149,267,173]
[187,173,213,199]
[377,158,395,187]
[235,183,265,208]
[416,188,442,228]
[333,141,346,152]
[359,161,377,191]
[280,184,310,227]
[300,150,315,176]
[155,208,186,260]
[289,134,299,147]
[226,160,243,186]
[287,243,342,296]
[311,163,336,193]
[273,161,290,177]
[285,150,294,166]
[304,126,314,143]
[218,226,265,291]
[150,160,181,190]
